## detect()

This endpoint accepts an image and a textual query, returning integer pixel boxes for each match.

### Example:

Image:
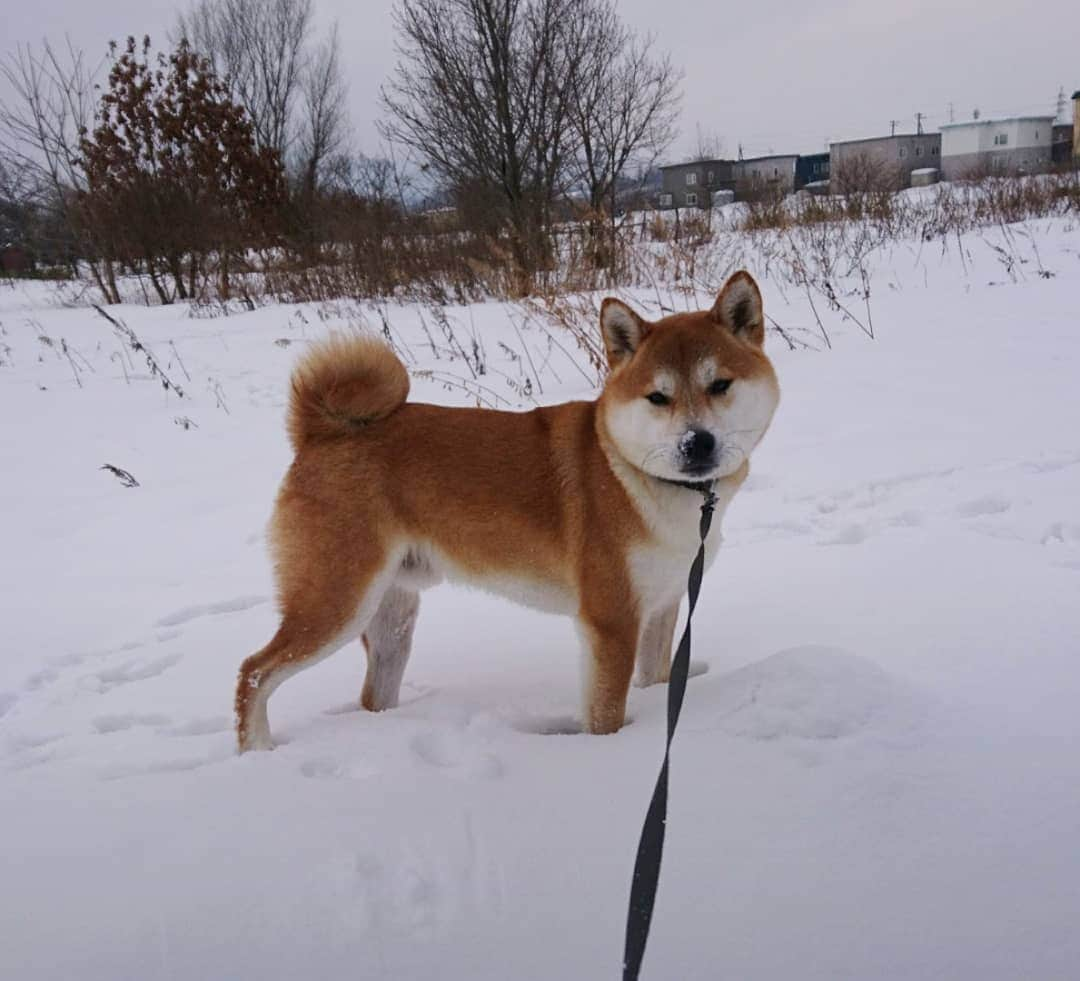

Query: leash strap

[622,486,717,981]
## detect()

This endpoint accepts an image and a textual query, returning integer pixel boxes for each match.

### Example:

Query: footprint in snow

[335,814,500,935]
[97,749,233,781]
[299,756,379,781]
[23,642,144,693]
[410,730,502,779]
[154,594,267,629]
[164,716,232,737]
[88,652,183,691]
[818,523,869,546]
[7,730,64,750]
[955,495,1012,517]
[1019,453,1080,475]
[1041,522,1080,545]
[512,714,583,736]
[92,712,171,734]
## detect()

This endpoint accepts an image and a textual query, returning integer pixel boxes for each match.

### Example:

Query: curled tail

[287,335,409,451]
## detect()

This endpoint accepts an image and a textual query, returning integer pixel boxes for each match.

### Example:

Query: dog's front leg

[634,601,679,688]
[580,614,639,734]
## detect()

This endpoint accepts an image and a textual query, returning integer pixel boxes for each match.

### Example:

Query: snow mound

[709,646,918,741]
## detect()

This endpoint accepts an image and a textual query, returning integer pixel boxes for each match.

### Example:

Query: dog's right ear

[600,298,649,369]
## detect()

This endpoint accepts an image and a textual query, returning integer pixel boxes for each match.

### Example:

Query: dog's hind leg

[634,601,679,688]
[361,585,420,712]
[235,543,395,753]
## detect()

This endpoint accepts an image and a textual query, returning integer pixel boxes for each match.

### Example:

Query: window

[932,145,939,155]
[916,145,924,157]
[685,192,698,206]
[659,193,673,207]
[1034,130,1039,140]
[899,146,907,158]
[773,167,779,177]
[707,170,714,183]
[686,172,698,186]
[994,133,1008,146]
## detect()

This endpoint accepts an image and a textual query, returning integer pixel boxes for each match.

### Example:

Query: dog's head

[598,270,779,485]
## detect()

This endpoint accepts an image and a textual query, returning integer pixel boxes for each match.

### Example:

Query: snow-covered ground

[2,223,1079,980]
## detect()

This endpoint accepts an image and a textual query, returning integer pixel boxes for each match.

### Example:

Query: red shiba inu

[236,271,779,751]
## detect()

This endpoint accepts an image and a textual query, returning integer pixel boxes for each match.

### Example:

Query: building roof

[939,115,1055,129]
[830,133,939,148]
[658,158,727,171]
[736,153,798,164]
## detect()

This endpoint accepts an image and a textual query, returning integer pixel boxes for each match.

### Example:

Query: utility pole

[889,119,898,136]
[915,112,925,135]
[948,102,955,123]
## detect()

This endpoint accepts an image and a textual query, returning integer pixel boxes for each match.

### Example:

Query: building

[658,151,826,207]
[1052,122,1074,165]
[733,154,799,196]
[657,159,734,209]
[939,115,1054,179]
[795,152,830,189]
[829,133,941,190]
[1074,91,1080,160]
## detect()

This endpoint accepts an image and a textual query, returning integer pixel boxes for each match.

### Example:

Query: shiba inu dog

[235,271,779,751]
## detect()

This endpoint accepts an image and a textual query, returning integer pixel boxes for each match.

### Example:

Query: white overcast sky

[4,0,1079,160]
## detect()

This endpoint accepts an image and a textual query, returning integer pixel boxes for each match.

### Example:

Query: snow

[2,221,1080,980]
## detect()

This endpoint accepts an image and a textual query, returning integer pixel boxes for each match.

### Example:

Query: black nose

[683,428,716,464]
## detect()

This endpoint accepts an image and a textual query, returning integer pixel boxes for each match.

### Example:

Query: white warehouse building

[939,115,1055,180]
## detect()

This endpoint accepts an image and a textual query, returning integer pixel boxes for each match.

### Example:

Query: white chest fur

[627,479,738,615]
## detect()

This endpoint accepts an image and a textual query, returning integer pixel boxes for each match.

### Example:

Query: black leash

[622,482,717,981]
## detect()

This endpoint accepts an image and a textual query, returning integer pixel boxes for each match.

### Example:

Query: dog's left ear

[712,270,764,345]
[600,298,649,368]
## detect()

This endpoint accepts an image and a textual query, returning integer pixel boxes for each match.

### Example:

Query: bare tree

[381,0,586,291]
[176,0,346,183]
[297,22,348,197]
[563,0,681,269]
[690,126,724,162]
[0,39,99,269]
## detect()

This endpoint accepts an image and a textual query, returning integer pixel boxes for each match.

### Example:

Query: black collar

[655,475,716,495]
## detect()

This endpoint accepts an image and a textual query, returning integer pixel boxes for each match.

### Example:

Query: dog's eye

[708,378,733,396]
[646,391,670,406]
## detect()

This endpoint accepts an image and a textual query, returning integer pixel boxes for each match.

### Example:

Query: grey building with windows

[829,133,941,189]
[733,154,799,195]
[939,116,1054,179]
[657,159,734,209]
